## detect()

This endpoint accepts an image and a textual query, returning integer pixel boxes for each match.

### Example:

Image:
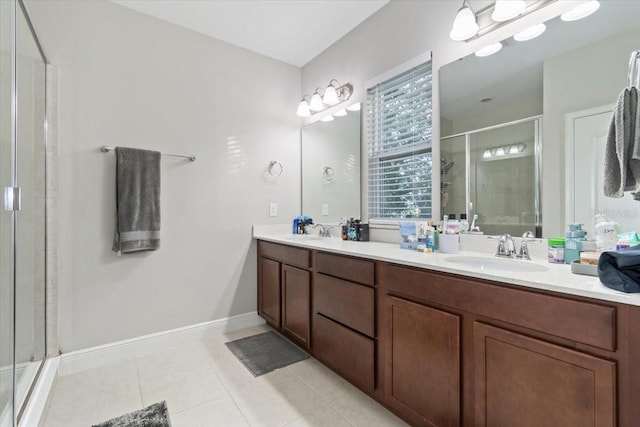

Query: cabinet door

[282,265,311,348]
[385,296,460,427]
[474,322,616,427]
[258,257,281,328]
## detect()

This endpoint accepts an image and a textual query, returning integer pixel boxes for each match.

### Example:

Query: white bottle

[594,214,620,251]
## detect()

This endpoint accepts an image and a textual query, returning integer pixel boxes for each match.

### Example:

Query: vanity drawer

[380,263,616,351]
[313,313,375,391]
[314,273,375,337]
[258,241,310,269]
[315,251,374,286]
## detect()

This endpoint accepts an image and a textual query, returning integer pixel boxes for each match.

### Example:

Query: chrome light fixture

[450,0,479,41]
[296,80,353,117]
[491,0,526,22]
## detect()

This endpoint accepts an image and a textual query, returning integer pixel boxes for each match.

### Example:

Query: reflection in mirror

[440,0,640,237]
[301,110,361,224]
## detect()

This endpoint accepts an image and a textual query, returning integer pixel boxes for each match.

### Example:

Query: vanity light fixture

[296,80,353,117]
[561,0,600,22]
[309,89,324,112]
[482,143,527,159]
[514,23,546,41]
[450,0,479,41]
[491,0,526,22]
[296,96,311,117]
[475,42,502,57]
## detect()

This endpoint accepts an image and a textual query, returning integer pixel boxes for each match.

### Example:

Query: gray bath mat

[92,401,171,427]
[225,331,309,376]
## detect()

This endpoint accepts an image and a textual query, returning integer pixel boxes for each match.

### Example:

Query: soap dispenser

[565,223,586,264]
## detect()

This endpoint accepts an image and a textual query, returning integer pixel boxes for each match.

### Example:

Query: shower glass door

[1,0,47,425]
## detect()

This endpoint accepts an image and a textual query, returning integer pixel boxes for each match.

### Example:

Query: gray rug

[225,331,309,376]
[92,401,171,427]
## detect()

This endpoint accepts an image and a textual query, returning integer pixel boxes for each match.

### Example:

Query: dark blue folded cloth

[597,245,640,293]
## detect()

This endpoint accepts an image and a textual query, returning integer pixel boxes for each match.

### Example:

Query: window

[367,59,433,220]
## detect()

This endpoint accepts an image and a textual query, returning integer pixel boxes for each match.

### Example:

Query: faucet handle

[496,234,516,257]
[518,231,539,259]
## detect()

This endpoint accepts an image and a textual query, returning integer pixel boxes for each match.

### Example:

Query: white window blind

[367,60,432,220]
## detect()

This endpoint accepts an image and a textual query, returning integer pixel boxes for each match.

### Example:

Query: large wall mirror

[440,0,640,237]
[301,110,361,224]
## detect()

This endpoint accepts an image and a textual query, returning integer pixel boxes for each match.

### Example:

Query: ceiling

[111,0,389,67]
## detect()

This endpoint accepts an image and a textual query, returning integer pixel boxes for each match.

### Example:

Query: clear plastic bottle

[594,213,620,252]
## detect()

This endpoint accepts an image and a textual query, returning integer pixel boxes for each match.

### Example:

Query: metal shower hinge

[4,187,21,211]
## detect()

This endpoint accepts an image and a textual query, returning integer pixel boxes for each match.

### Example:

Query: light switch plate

[269,202,278,217]
[322,203,329,216]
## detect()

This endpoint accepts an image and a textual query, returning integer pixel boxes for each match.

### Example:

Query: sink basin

[284,234,324,241]
[444,256,548,273]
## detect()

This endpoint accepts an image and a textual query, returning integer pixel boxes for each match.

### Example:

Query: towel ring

[323,166,335,182]
[268,160,283,177]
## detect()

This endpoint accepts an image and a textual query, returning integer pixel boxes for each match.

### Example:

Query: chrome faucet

[495,231,536,259]
[518,231,535,260]
[313,223,331,238]
[495,234,517,258]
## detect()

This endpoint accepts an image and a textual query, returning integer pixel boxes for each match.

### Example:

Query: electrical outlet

[322,203,329,216]
[269,202,277,217]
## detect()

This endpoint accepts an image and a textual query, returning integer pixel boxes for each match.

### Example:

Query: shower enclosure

[440,117,542,237]
[1,0,48,425]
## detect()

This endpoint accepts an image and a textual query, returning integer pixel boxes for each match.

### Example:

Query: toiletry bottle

[564,223,586,264]
[594,214,619,251]
[459,214,469,233]
[417,223,427,252]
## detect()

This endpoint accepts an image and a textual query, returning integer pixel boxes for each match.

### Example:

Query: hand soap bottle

[564,223,586,264]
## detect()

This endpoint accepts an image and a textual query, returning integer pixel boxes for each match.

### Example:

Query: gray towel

[604,87,640,198]
[112,147,161,254]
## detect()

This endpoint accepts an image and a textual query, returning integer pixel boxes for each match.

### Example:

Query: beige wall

[27,0,301,352]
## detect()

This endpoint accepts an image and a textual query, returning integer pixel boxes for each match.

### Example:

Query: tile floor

[40,324,407,426]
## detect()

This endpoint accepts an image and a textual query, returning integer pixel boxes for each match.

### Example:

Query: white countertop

[253,225,640,307]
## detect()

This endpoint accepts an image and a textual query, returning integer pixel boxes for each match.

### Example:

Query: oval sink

[444,256,548,273]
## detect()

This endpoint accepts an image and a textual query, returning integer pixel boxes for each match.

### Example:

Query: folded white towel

[604,87,640,198]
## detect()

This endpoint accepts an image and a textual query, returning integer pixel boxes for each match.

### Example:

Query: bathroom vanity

[254,231,640,427]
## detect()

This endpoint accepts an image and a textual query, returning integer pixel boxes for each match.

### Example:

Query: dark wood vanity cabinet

[257,241,311,348]
[312,252,376,392]
[473,322,616,427]
[384,296,460,427]
[378,262,635,427]
[257,241,640,426]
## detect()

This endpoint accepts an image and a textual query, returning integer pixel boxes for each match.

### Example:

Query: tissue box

[399,222,417,250]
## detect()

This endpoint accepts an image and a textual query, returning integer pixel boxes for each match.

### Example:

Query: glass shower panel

[0,0,15,423]
[469,121,537,237]
[14,1,46,417]
[440,135,466,220]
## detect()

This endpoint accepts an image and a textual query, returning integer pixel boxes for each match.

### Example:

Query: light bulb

[320,115,334,122]
[475,42,502,57]
[514,23,546,41]
[296,99,311,117]
[309,92,324,111]
[482,149,491,159]
[323,84,339,105]
[346,103,361,111]
[449,4,479,41]
[491,0,526,22]
[334,109,347,117]
[561,1,600,21]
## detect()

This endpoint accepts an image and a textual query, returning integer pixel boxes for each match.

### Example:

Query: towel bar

[100,145,196,162]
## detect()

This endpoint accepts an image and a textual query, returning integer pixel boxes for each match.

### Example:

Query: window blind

[367,61,433,220]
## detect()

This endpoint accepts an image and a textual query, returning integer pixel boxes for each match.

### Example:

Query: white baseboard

[59,312,264,376]
[19,356,59,427]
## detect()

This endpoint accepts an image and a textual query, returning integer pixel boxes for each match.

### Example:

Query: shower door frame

[440,115,543,237]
